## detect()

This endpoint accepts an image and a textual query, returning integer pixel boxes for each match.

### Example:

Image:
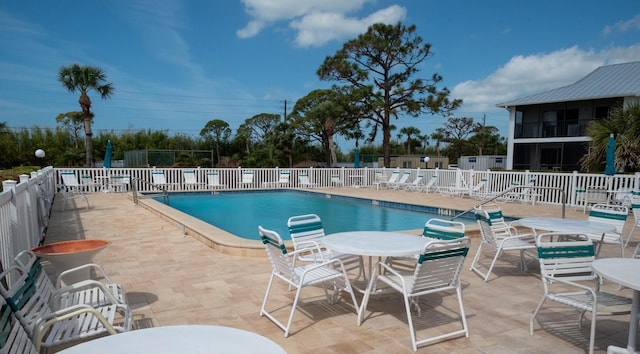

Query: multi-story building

[497,61,640,171]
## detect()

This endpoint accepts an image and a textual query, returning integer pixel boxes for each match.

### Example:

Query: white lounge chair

[80,174,100,193]
[387,170,411,189]
[264,170,290,188]
[298,173,317,188]
[530,233,631,354]
[359,237,471,351]
[182,170,205,190]
[258,226,359,337]
[402,174,424,191]
[151,170,178,190]
[330,175,344,187]
[206,171,226,189]
[240,170,254,188]
[379,170,400,189]
[59,171,90,210]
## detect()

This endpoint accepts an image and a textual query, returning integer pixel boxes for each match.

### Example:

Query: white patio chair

[240,170,254,188]
[182,169,205,190]
[0,265,130,353]
[151,170,178,190]
[379,170,400,189]
[587,203,627,257]
[402,174,424,191]
[258,226,359,337]
[624,191,640,247]
[287,214,363,277]
[297,173,317,188]
[358,237,471,351]
[14,250,129,312]
[530,233,632,354]
[206,171,226,189]
[330,174,344,187]
[80,174,100,193]
[59,171,90,210]
[371,171,388,190]
[421,174,439,193]
[264,170,290,188]
[387,170,411,189]
[470,206,536,282]
[109,174,130,192]
[0,297,37,354]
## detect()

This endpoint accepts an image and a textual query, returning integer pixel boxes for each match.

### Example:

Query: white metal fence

[2,166,639,271]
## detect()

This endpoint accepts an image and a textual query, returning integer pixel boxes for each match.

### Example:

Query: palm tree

[58,64,114,167]
[580,103,640,172]
[400,126,421,155]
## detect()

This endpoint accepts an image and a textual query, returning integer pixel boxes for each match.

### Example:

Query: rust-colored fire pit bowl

[32,239,110,283]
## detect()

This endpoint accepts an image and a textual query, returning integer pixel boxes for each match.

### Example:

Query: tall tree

[200,119,231,164]
[55,111,89,149]
[317,22,461,167]
[439,117,479,160]
[580,103,640,172]
[399,126,421,155]
[58,64,114,167]
[289,89,355,166]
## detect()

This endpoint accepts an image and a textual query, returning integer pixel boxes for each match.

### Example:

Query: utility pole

[282,100,290,120]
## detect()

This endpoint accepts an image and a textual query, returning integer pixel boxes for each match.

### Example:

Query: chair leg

[403,293,419,352]
[455,287,469,338]
[469,242,486,279]
[530,295,548,335]
[284,285,304,337]
[625,224,637,248]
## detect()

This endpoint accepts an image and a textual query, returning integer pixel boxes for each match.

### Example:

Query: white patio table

[591,258,640,354]
[516,217,616,255]
[58,325,286,354]
[321,231,426,291]
[321,231,426,258]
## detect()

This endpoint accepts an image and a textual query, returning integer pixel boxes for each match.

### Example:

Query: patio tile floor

[43,189,637,353]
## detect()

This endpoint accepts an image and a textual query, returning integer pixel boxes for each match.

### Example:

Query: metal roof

[497,61,640,107]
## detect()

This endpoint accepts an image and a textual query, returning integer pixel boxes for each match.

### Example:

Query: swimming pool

[156,190,472,241]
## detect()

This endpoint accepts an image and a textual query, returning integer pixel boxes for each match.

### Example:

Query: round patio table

[321,231,426,257]
[58,325,286,354]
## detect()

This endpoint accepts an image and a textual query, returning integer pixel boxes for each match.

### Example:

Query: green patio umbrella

[103,140,113,169]
[605,133,615,176]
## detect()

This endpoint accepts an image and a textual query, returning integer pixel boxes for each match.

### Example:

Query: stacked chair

[0,251,131,352]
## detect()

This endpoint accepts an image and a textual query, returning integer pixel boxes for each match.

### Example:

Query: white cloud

[603,13,640,35]
[451,45,640,114]
[237,0,405,46]
[291,6,406,47]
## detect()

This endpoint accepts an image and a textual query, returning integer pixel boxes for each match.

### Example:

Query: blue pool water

[157,190,470,241]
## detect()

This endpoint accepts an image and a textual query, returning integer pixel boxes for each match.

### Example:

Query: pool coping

[136,189,480,258]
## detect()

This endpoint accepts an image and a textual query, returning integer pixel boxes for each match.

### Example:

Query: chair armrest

[56,263,115,287]
[543,274,598,295]
[288,245,327,262]
[53,280,123,307]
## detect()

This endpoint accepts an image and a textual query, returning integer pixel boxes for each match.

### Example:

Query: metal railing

[452,186,568,221]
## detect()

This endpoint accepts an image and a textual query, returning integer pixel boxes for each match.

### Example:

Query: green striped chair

[287,214,363,278]
[0,265,128,353]
[358,237,471,351]
[258,226,359,337]
[530,233,631,354]
[587,203,627,257]
[624,190,640,247]
[0,297,36,354]
[422,218,465,241]
[470,207,536,282]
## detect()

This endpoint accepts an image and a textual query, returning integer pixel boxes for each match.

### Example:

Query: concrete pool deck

[44,188,637,353]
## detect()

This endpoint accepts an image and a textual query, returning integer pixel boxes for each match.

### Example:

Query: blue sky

[1,0,640,151]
